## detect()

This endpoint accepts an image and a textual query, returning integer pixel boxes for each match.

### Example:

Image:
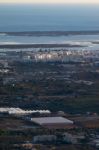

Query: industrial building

[31,117,74,129]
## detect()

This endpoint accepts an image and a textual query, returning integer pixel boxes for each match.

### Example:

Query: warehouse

[31,117,74,129]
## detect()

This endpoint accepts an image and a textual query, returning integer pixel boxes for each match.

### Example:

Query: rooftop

[31,117,73,125]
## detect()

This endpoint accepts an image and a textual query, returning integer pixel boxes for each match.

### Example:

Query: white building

[33,135,57,143]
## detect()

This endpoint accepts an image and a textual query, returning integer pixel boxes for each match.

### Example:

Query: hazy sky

[0,0,99,3]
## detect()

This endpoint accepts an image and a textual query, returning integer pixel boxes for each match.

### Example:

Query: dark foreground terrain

[0,49,99,150]
[0,60,99,113]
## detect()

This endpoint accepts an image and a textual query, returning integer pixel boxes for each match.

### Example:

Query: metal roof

[31,117,73,125]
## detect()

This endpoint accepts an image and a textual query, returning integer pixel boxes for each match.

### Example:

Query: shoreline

[0,43,85,49]
[1,31,99,36]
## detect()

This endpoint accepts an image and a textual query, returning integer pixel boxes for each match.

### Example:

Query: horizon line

[0,2,99,4]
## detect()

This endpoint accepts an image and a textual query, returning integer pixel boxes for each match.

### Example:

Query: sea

[0,4,99,51]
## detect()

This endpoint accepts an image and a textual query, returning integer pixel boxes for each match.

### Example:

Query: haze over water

[0,4,99,31]
[0,4,99,50]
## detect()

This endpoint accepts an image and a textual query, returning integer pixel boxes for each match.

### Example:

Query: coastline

[1,31,99,37]
[0,43,85,49]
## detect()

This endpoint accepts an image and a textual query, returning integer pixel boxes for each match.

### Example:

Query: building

[31,117,74,129]
[63,133,77,144]
[33,135,57,143]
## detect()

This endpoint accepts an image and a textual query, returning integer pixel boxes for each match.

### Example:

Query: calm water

[0,4,99,32]
[0,4,99,50]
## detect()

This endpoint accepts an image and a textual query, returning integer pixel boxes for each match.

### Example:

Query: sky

[0,0,99,4]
